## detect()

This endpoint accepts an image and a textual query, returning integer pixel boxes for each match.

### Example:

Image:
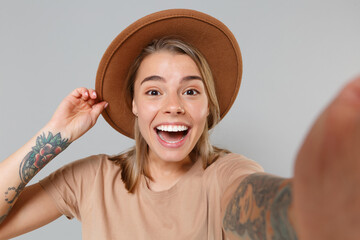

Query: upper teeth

[156,125,188,132]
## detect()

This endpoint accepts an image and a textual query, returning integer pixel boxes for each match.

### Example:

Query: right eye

[146,90,160,96]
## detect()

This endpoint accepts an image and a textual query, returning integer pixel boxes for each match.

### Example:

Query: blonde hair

[110,37,229,193]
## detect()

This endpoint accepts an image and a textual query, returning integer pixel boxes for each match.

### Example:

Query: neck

[146,153,194,191]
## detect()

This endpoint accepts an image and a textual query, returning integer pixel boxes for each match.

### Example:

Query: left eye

[184,89,199,95]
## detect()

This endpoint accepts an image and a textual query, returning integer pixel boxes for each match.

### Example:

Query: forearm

[0,124,71,224]
[223,173,297,240]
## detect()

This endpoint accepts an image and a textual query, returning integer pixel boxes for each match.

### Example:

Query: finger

[88,89,97,100]
[71,88,83,98]
[87,98,98,106]
[91,101,108,119]
[71,87,90,100]
[82,89,90,101]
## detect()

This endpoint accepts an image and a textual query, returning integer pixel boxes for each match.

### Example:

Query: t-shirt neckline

[140,158,203,199]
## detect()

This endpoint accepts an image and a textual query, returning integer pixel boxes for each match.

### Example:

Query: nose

[163,94,185,115]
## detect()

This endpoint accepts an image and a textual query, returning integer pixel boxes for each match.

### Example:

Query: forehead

[135,52,201,80]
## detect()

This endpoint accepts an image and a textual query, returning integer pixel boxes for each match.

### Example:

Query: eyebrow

[140,75,203,85]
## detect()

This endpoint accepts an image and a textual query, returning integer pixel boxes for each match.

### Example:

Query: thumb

[91,101,108,119]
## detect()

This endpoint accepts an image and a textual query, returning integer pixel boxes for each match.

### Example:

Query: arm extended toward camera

[222,173,297,240]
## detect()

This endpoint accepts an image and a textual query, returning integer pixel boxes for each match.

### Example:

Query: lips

[155,124,189,144]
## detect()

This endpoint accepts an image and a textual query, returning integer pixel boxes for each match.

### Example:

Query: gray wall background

[1,0,359,239]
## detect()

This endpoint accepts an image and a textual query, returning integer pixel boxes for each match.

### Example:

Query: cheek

[137,100,162,119]
[136,101,160,133]
[186,100,209,124]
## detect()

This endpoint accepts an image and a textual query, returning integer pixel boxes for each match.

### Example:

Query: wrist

[44,121,74,142]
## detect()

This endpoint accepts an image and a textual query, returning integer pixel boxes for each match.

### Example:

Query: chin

[150,148,192,163]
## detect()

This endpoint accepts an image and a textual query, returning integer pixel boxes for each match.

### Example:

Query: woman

[1,9,360,240]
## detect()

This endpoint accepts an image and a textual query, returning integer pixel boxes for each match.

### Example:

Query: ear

[132,99,138,116]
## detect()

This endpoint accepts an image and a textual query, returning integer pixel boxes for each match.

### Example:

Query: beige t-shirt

[39,153,263,240]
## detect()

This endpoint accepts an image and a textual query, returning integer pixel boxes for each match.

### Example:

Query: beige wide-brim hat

[95,9,242,139]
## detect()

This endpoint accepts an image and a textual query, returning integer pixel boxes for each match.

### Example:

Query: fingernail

[93,92,97,97]
[84,92,88,96]
[105,102,109,108]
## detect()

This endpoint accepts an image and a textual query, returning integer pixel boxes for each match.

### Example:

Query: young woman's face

[132,51,209,163]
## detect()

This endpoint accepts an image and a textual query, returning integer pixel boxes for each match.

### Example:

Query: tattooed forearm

[223,173,297,240]
[19,132,70,183]
[1,132,70,224]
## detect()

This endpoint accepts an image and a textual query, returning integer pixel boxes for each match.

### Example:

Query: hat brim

[96,9,242,139]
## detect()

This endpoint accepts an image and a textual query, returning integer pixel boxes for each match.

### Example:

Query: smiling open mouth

[156,125,189,144]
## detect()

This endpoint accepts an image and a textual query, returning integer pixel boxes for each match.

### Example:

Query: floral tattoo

[1,132,70,223]
[19,132,70,184]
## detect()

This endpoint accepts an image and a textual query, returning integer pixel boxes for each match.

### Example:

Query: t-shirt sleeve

[39,155,102,220]
[215,153,264,195]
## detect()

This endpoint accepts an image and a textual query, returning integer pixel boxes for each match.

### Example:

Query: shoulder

[208,152,264,174]
[203,152,264,194]
[61,153,109,169]
[48,153,120,179]
[39,154,121,220]
[40,154,122,197]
